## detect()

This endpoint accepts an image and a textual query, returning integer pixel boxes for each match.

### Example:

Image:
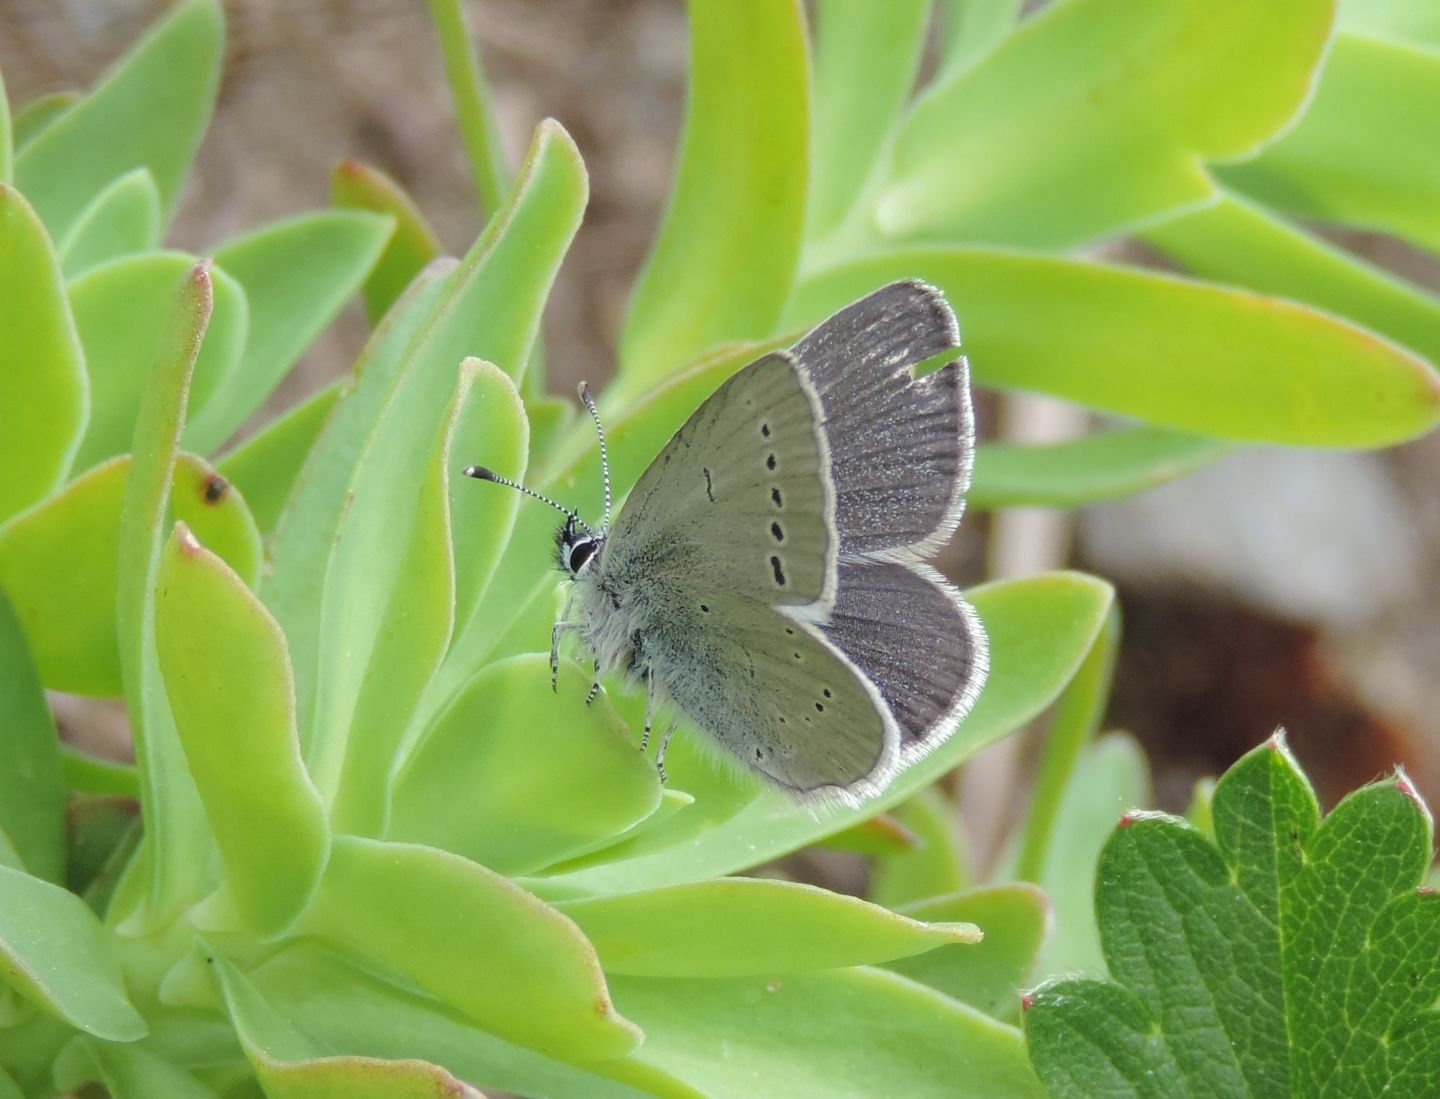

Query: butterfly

[467,280,988,804]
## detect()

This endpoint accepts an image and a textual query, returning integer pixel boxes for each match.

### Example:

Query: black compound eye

[567,538,599,574]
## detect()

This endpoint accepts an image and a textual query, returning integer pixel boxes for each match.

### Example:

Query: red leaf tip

[1021,993,1035,1012]
[175,523,203,557]
[1118,812,1141,828]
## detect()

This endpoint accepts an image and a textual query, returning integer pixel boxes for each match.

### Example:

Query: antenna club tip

[578,380,594,403]
[463,465,495,481]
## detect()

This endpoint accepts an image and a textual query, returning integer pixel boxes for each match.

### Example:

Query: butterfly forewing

[604,350,836,608]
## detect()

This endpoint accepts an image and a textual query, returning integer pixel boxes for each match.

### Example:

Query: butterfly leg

[550,621,578,692]
[641,669,655,751]
[655,721,679,785]
[586,661,601,706]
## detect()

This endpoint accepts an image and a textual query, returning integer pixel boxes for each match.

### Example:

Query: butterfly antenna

[462,465,591,531]
[578,381,613,529]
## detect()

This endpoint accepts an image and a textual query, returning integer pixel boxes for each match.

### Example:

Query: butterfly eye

[567,538,599,574]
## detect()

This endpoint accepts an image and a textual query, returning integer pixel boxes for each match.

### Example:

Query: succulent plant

[0,0,1436,1096]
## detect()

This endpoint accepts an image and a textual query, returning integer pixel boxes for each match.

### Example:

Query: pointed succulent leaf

[332,159,444,323]
[389,654,660,876]
[185,210,393,453]
[14,0,222,240]
[0,184,87,523]
[791,252,1440,447]
[618,0,807,390]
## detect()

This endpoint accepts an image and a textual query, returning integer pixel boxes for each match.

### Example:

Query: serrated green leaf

[248,943,654,1098]
[970,428,1234,510]
[11,91,76,152]
[185,210,392,453]
[57,167,162,277]
[0,184,87,523]
[389,654,660,876]
[306,120,585,800]
[553,572,1113,894]
[215,382,341,536]
[155,522,328,935]
[806,0,930,239]
[331,159,443,324]
[0,593,65,883]
[867,786,970,908]
[558,877,978,978]
[791,252,1440,447]
[299,835,641,1062]
[1025,737,1440,1097]
[210,955,483,1099]
[868,0,1330,249]
[0,452,260,696]
[1219,33,1440,255]
[618,0,807,390]
[0,864,145,1040]
[612,967,1045,1097]
[263,261,454,736]
[13,0,222,240]
[69,252,248,469]
[113,261,214,931]
[889,884,1050,1023]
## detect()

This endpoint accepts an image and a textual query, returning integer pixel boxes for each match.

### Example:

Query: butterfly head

[556,514,604,577]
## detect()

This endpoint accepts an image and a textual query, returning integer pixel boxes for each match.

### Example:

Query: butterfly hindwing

[819,558,987,763]
[642,586,898,796]
[793,280,974,558]
[604,349,836,608]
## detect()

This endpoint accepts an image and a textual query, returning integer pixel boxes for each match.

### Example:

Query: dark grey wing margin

[792,280,974,558]
[820,558,988,762]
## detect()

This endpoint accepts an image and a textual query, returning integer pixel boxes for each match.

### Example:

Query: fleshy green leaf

[11,91,76,152]
[299,835,641,1062]
[327,360,465,836]
[790,252,1440,447]
[0,593,65,883]
[618,0,808,390]
[557,877,979,978]
[53,1037,220,1098]
[888,884,1050,1023]
[156,523,328,935]
[57,167,162,277]
[0,453,261,696]
[69,252,248,469]
[554,572,1114,893]
[612,967,1045,1097]
[65,794,138,899]
[1142,191,1440,369]
[0,184,87,523]
[0,864,145,1040]
[389,654,660,876]
[1219,33,1440,255]
[331,159,443,323]
[13,0,222,240]
[248,943,656,1098]
[0,70,12,184]
[184,210,393,453]
[210,955,483,1099]
[1023,733,1150,979]
[113,261,214,931]
[306,120,585,801]
[867,786,970,909]
[215,382,341,536]
[806,0,930,238]
[263,261,455,735]
[1339,0,1440,49]
[1025,737,1440,1097]
[868,0,1330,249]
[936,0,1023,76]
[970,428,1234,510]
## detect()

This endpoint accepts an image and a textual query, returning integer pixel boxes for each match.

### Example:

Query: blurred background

[5,0,1438,869]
